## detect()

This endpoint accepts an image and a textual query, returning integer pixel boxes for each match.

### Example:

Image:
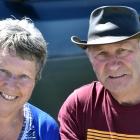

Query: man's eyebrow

[89,45,103,50]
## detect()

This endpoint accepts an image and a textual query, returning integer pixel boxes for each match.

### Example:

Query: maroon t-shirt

[58,81,140,140]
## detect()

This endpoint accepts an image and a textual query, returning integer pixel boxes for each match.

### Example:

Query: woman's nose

[5,76,19,87]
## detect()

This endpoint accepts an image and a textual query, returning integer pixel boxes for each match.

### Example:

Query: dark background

[1,0,140,119]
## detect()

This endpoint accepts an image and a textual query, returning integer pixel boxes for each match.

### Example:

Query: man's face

[87,39,140,96]
[0,50,36,116]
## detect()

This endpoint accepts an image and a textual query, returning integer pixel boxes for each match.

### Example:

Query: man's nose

[106,56,122,71]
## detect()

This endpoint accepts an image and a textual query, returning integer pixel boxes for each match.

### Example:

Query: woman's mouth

[0,92,18,101]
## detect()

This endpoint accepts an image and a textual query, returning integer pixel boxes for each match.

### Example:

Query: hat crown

[71,6,140,49]
[87,6,140,43]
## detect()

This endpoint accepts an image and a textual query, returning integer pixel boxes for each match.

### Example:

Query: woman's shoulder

[27,103,58,127]
[26,103,60,139]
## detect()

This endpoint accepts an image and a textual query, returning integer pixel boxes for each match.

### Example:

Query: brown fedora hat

[71,6,140,49]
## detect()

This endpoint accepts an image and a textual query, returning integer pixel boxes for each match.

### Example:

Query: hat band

[87,36,129,45]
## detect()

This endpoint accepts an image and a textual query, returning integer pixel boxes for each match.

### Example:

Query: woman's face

[0,50,36,116]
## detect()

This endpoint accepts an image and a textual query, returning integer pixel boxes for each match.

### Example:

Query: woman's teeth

[0,92,17,101]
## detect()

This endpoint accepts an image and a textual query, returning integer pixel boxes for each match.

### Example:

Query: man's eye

[95,51,108,60]
[118,48,126,52]
[99,51,107,55]
[117,48,132,56]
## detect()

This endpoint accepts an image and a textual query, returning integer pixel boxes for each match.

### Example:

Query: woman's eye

[19,75,30,80]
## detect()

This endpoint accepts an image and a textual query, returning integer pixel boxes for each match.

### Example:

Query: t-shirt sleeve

[58,91,82,140]
[58,82,104,140]
[58,86,87,140]
[58,83,94,140]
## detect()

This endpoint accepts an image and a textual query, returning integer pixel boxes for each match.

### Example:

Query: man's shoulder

[75,81,103,93]
[73,81,104,98]
[64,81,104,105]
[58,81,106,121]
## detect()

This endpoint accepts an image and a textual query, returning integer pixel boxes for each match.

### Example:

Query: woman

[0,18,60,139]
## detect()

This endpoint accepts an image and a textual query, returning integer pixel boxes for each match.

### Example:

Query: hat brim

[71,31,140,49]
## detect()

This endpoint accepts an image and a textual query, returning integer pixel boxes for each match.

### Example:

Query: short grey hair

[0,17,47,81]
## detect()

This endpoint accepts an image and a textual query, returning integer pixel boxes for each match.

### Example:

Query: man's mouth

[109,74,126,79]
[0,92,18,101]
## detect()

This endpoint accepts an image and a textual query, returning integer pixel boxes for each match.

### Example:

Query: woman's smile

[0,91,18,101]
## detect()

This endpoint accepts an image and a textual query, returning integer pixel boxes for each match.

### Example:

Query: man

[58,6,140,140]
